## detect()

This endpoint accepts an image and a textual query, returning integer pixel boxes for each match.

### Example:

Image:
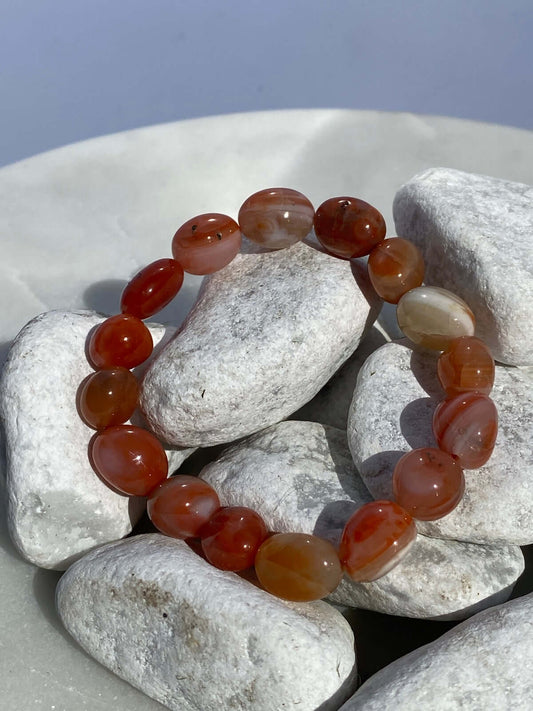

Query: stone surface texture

[393,167,533,365]
[340,592,533,710]
[200,421,523,619]
[56,534,356,711]
[347,339,533,545]
[0,310,192,570]
[140,243,380,447]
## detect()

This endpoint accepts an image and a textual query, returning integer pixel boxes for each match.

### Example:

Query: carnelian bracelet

[78,188,498,603]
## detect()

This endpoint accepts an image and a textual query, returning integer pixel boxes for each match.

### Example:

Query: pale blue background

[1,0,531,167]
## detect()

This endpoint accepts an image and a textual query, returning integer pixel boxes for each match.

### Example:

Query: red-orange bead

[199,506,268,571]
[393,448,465,521]
[433,392,498,469]
[367,237,425,303]
[78,368,139,430]
[147,475,220,539]
[88,314,153,369]
[90,425,168,496]
[437,336,495,396]
[339,500,416,582]
[120,259,184,319]
[313,196,386,259]
[254,532,342,602]
[172,213,241,275]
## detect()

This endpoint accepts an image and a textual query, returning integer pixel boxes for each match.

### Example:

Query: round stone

[313,196,386,259]
[393,447,465,521]
[88,314,153,369]
[437,336,495,396]
[172,213,241,275]
[78,367,139,429]
[396,286,475,351]
[367,237,425,303]
[199,506,268,571]
[339,500,417,582]
[433,392,498,469]
[120,258,184,320]
[254,532,342,602]
[238,187,314,249]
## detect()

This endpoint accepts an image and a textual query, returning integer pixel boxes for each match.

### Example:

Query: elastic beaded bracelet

[78,187,498,603]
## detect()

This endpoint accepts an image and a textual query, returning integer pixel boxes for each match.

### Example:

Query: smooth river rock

[200,421,523,619]
[0,310,193,570]
[140,242,381,447]
[393,167,533,365]
[56,534,356,711]
[340,592,533,710]
[347,339,533,546]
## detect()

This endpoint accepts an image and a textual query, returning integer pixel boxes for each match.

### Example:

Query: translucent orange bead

[437,336,495,396]
[172,213,241,275]
[433,392,498,469]
[88,314,153,369]
[238,187,314,249]
[199,506,268,571]
[393,448,465,521]
[120,258,184,319]
[367,237,425,303]
[78,367,139,429]
[147,475,220,539]
[90,425,168,496]
[254,532,342,602]
[313,196,386,259]
[339,500,416,582]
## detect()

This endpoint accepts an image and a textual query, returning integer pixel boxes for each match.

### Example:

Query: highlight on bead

[172,213,241,275]
[367,237,425,304]
[88,313,153,369]
[313,196,386,259]
[199,506,268,571]
[437,335,495,396]
[120,258,184,320]
[78,367,139,430]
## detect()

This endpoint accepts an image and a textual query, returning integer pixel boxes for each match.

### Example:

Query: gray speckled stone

[56,534,356,711]
[393,167,533,365]
[0,310,193,570]
[347,339,533,545]
[340,592,533,710]
[140,243,380,447]
[200,421,523,620]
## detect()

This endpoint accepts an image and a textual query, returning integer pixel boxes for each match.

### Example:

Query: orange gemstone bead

[313,196,386,259]
[433,392,498,469]
[172,213,241,275]
[88,314,153,369]
[339,500,416,582]
[90,425,168,496]
[254,532,342,602]
[78,367,139,429]
[147,475,220,539]
[238,187,314,249]
[199,506,268,571]
[393,448,465,521]
[367,237,425,303]
[437,336,495,396]
[120,258,184,319]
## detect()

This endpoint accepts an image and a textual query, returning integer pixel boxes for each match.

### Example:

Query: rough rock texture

[200,421,523,619]
[347,339,533,545]
[393,167,533,365]
[340,592,533,710]
[0,310,193,570]
[140,243,381,447]
[56,534,357,711]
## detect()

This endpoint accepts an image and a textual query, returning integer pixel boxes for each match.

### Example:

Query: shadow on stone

[313,500,360,548]
[83,279,127,315]
[399,397,437,449]
[409,348,442,398]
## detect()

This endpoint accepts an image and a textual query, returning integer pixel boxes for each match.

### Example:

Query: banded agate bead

[339,500,416,582]
[437,336,495,396]
[238,187,314,249]
[396,286,475,351]
[313,197,386,259]
[120,258,184,319]
[172,213,241,275]
[88,314,153,369]
[367,237,425,304]
[78,368,139,429]
[199,506,268,571]
[433,392,498,469]
[147,475,220,539]
[90,425,168,496]
[254,532,342,602]
[393,448,465,521]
